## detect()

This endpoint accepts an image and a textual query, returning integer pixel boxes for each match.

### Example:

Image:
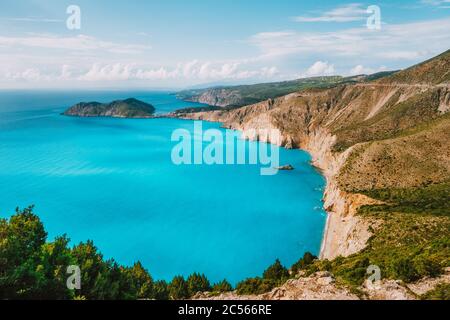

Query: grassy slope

[313,52,450,291]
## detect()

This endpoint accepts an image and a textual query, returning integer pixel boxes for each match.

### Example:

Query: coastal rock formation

[194,269,450,300]
[64,98,155,118]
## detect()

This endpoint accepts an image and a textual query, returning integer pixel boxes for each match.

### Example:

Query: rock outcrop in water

[64,98,155,118]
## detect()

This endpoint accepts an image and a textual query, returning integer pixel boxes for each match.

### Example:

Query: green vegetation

[0,206,218,300]
[212,279,233,294]
[236,253,317,295]
[177,74,397,108]
[359,182,450,216]
[308,182,450,287]
[291,252,317,275]
[64,98,155,118]
[421,284,450,300]
[0,205,320,300]
[168,276,189,300]
[187,273,211,296]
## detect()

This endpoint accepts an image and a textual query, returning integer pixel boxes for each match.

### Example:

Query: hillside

[175,50,450,298]
[64,98,155,118]
[177,73,396,108]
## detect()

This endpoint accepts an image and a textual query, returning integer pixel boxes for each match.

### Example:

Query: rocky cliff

[176,51,450,259]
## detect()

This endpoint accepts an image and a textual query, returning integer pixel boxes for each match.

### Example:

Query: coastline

[170,112,373,260]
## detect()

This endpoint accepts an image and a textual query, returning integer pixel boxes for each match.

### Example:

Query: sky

[0,0,449,89]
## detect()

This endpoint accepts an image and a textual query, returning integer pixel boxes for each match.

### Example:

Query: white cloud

[305,61,335,76]
[0,34,151,54]
[294,3,367,22]
[75,61,279,82]
[349,65,388,76]
[78,64,134,81]
[250,17,450,61]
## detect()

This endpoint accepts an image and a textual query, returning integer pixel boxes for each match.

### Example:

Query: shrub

[421,284,450,300]
[236,278,275,295]
[392,257,420,282]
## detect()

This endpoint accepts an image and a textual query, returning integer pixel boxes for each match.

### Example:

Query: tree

[291,252,317,274]
[263,259,289,283]
[212,279,233,293]
[0,206,50,299]
[153,280,169,300]
[169,275,189,300]
[125,262,154,299]
[70,240,109,299]
[187,273,211,296]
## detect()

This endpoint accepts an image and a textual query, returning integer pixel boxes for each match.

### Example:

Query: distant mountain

[64,98,155,118]
[177,72,397,108]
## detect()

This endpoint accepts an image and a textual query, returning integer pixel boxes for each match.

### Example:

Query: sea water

[0,90,326,285]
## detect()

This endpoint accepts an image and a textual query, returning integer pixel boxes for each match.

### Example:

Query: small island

[63,98,155,118]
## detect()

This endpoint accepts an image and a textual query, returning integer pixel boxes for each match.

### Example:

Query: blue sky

[0,0,449,89]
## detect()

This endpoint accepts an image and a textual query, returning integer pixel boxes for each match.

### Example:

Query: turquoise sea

[0,90,326,285]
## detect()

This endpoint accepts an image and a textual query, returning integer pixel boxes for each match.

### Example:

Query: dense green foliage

[1,205,323,300]
[291,252,317,275]
[235,254,317,295]
[359,182,450,216]
[187,273,211,296]
[3,205,446,300]
[212,279,233,293]
[307,182,450,287]
[0,207,224,300]
[168,276,189,300]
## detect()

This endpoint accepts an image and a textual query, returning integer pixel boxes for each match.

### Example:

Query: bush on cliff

[236,277,275,295]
